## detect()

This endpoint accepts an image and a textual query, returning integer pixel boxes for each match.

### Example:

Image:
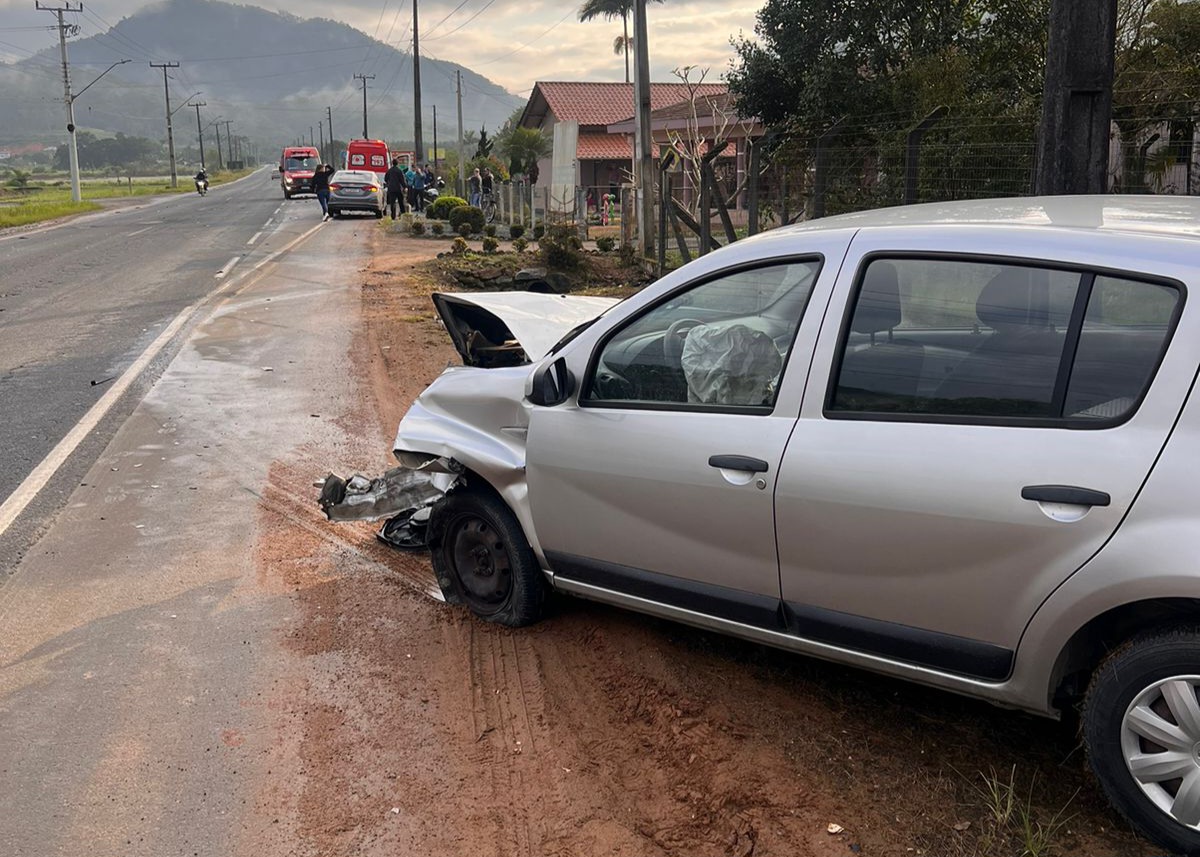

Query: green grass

[0,169,256,228]
[0,198,102,229]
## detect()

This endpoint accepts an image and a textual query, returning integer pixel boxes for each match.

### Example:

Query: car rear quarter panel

[1009,238,1200,714]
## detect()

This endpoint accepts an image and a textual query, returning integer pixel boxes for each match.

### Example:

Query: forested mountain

[0,0,522,154]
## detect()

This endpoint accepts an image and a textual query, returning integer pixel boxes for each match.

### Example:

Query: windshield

[285,156,318,171]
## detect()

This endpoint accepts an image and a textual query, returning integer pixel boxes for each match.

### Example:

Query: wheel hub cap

[1121,675,1200,829]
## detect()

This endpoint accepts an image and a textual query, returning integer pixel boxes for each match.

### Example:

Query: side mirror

[527,357,575,407]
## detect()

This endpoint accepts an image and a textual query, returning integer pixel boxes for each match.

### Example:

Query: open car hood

[431,291,619,367]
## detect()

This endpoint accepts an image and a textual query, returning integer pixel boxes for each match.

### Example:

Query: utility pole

[1035,0,1118,194]
[432,105,438,172]
[632,0,654,258]
[221,120,232,167]
[150,61,181,187]
[326,106,334,161]
[211,116,223,170]
[318,121,325,163]
[37,1,83,202]
[150,62,180,189]
[309,126,314,147]
[192,100,207,171]
[412,0,423,163]
[354,73,374,138]
[456,70,465,198]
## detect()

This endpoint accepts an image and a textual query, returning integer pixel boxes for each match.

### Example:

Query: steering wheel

[662,318,705,365]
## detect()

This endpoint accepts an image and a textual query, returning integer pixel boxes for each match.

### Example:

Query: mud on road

[252,232,1155,857]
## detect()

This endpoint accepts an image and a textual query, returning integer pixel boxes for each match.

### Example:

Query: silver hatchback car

[324,196,1200,854]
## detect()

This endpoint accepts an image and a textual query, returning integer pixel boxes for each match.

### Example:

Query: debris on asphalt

[827,823,845,835]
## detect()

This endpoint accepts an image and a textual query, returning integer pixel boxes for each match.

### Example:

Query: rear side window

[828,257,1181,424]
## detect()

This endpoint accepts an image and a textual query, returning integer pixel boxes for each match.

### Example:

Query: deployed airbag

[680,323,782,406]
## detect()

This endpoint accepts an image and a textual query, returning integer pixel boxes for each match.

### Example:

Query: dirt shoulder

[268,231,1154,857]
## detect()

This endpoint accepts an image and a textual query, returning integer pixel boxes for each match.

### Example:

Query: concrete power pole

[632,0,654,258]
[432,104,438,172]
[354,73,374,138]
[192,100,207,171]
[37,1,83,203]
[150,61,181,187]
[221,120,232,167]
[318,121,325,163]
[326,106,334,161]
[1034,0,1118,194]
[412,0,423,163]
[456,70,466,198]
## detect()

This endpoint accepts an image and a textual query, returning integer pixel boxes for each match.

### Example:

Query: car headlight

[284,177,294,184]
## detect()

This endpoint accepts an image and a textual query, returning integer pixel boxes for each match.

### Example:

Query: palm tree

[579,0,661,83]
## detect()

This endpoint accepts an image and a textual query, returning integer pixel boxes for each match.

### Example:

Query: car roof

[767,195,1200,242]
[332,170,377,181]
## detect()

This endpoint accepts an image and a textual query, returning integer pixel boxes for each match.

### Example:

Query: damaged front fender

[317,456,464,524]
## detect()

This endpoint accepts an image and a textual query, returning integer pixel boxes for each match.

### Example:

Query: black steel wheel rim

[446,514,512,613]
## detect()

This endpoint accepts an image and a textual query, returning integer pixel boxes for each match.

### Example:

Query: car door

[774,228,1194,680]
[524,251,840,628]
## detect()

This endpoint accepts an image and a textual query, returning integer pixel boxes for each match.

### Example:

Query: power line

[424,0,475,40]
[474,8,576,67]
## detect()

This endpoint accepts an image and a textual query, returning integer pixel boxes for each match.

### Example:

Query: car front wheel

[1084,627,1200,856]
[429,489,546,627]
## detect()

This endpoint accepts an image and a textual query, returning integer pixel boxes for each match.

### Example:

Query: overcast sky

[0,0,760,95]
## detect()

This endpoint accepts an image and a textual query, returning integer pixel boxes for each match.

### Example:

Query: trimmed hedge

[449,204,485,234]
[427,195,467,220]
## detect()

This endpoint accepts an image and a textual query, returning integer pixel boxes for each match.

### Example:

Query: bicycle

[479,190,498,224]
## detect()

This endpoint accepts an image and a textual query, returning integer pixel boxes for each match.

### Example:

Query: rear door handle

[708,455,769,473]
[1021,485,1111,507]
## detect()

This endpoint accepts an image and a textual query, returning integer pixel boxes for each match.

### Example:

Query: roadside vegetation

[0,167,256,229]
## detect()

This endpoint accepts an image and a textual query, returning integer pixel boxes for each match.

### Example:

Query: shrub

[509,223,525,239]
[410,220,425,235]
[430,221,444,235]
[482,236,499,254]
[484,224,497,237]
[426,195,467,220]
[451,236,469,255]
[539,223,584,269]
[595,235,616,252]
[457,221,473,237]
[532,224,545,240]
[449,204,485,234]
[512,237,528,253]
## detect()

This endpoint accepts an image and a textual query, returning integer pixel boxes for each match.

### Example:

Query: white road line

[247,231,262,245]
[215,255,241,279]
[0,218,326,540]
[127,226,155,237]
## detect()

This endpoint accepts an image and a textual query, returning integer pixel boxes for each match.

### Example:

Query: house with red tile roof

[519,81,729,193]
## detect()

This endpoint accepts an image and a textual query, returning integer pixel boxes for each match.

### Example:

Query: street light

[64,58,131,202]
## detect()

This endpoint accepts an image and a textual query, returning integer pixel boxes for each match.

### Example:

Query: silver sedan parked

[327,169,384,219]
[323,196,1200,856]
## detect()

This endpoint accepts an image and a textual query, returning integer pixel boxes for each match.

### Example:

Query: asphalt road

[0,184,388,856]
[0,169,328,564]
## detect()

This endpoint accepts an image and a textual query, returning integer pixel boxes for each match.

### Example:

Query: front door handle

[708,455,769,473]
[1021,485,1111,507]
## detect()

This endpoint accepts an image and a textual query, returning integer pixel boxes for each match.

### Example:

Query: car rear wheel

[1084,627,1200,856]
[429,489,546,627]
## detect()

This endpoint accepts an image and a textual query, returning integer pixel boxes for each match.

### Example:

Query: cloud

[0,0,763,92]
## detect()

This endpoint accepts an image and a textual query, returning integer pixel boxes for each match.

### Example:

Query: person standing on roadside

[410,165,427,213]
[313,163,334,221]
[481,167,494,205]
[384,158,408,219]
[468,168,482,207]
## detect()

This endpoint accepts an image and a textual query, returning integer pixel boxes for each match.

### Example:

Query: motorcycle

[421,177,445,207]
[194,176,209,196]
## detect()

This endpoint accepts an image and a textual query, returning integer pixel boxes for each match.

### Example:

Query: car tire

[1084,626,1200,856]
[283,190,291,199]
[429,488,546,628]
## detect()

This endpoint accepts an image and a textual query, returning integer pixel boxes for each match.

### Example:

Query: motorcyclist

[194,168,209,194]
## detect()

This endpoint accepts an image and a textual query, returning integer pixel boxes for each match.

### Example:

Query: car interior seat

[932,267,1066,415]
[834,261,926,407]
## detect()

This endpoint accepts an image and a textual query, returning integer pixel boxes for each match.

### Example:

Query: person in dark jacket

[312,164,334,221]
[384,158,408,219]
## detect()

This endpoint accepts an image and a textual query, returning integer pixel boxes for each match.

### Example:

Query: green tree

[496,126,552,177]
[578,0,663,83]
[475,126,494,158]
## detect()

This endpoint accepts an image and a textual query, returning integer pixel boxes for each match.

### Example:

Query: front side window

[828,257,1180,423]
[583,260,821,410]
